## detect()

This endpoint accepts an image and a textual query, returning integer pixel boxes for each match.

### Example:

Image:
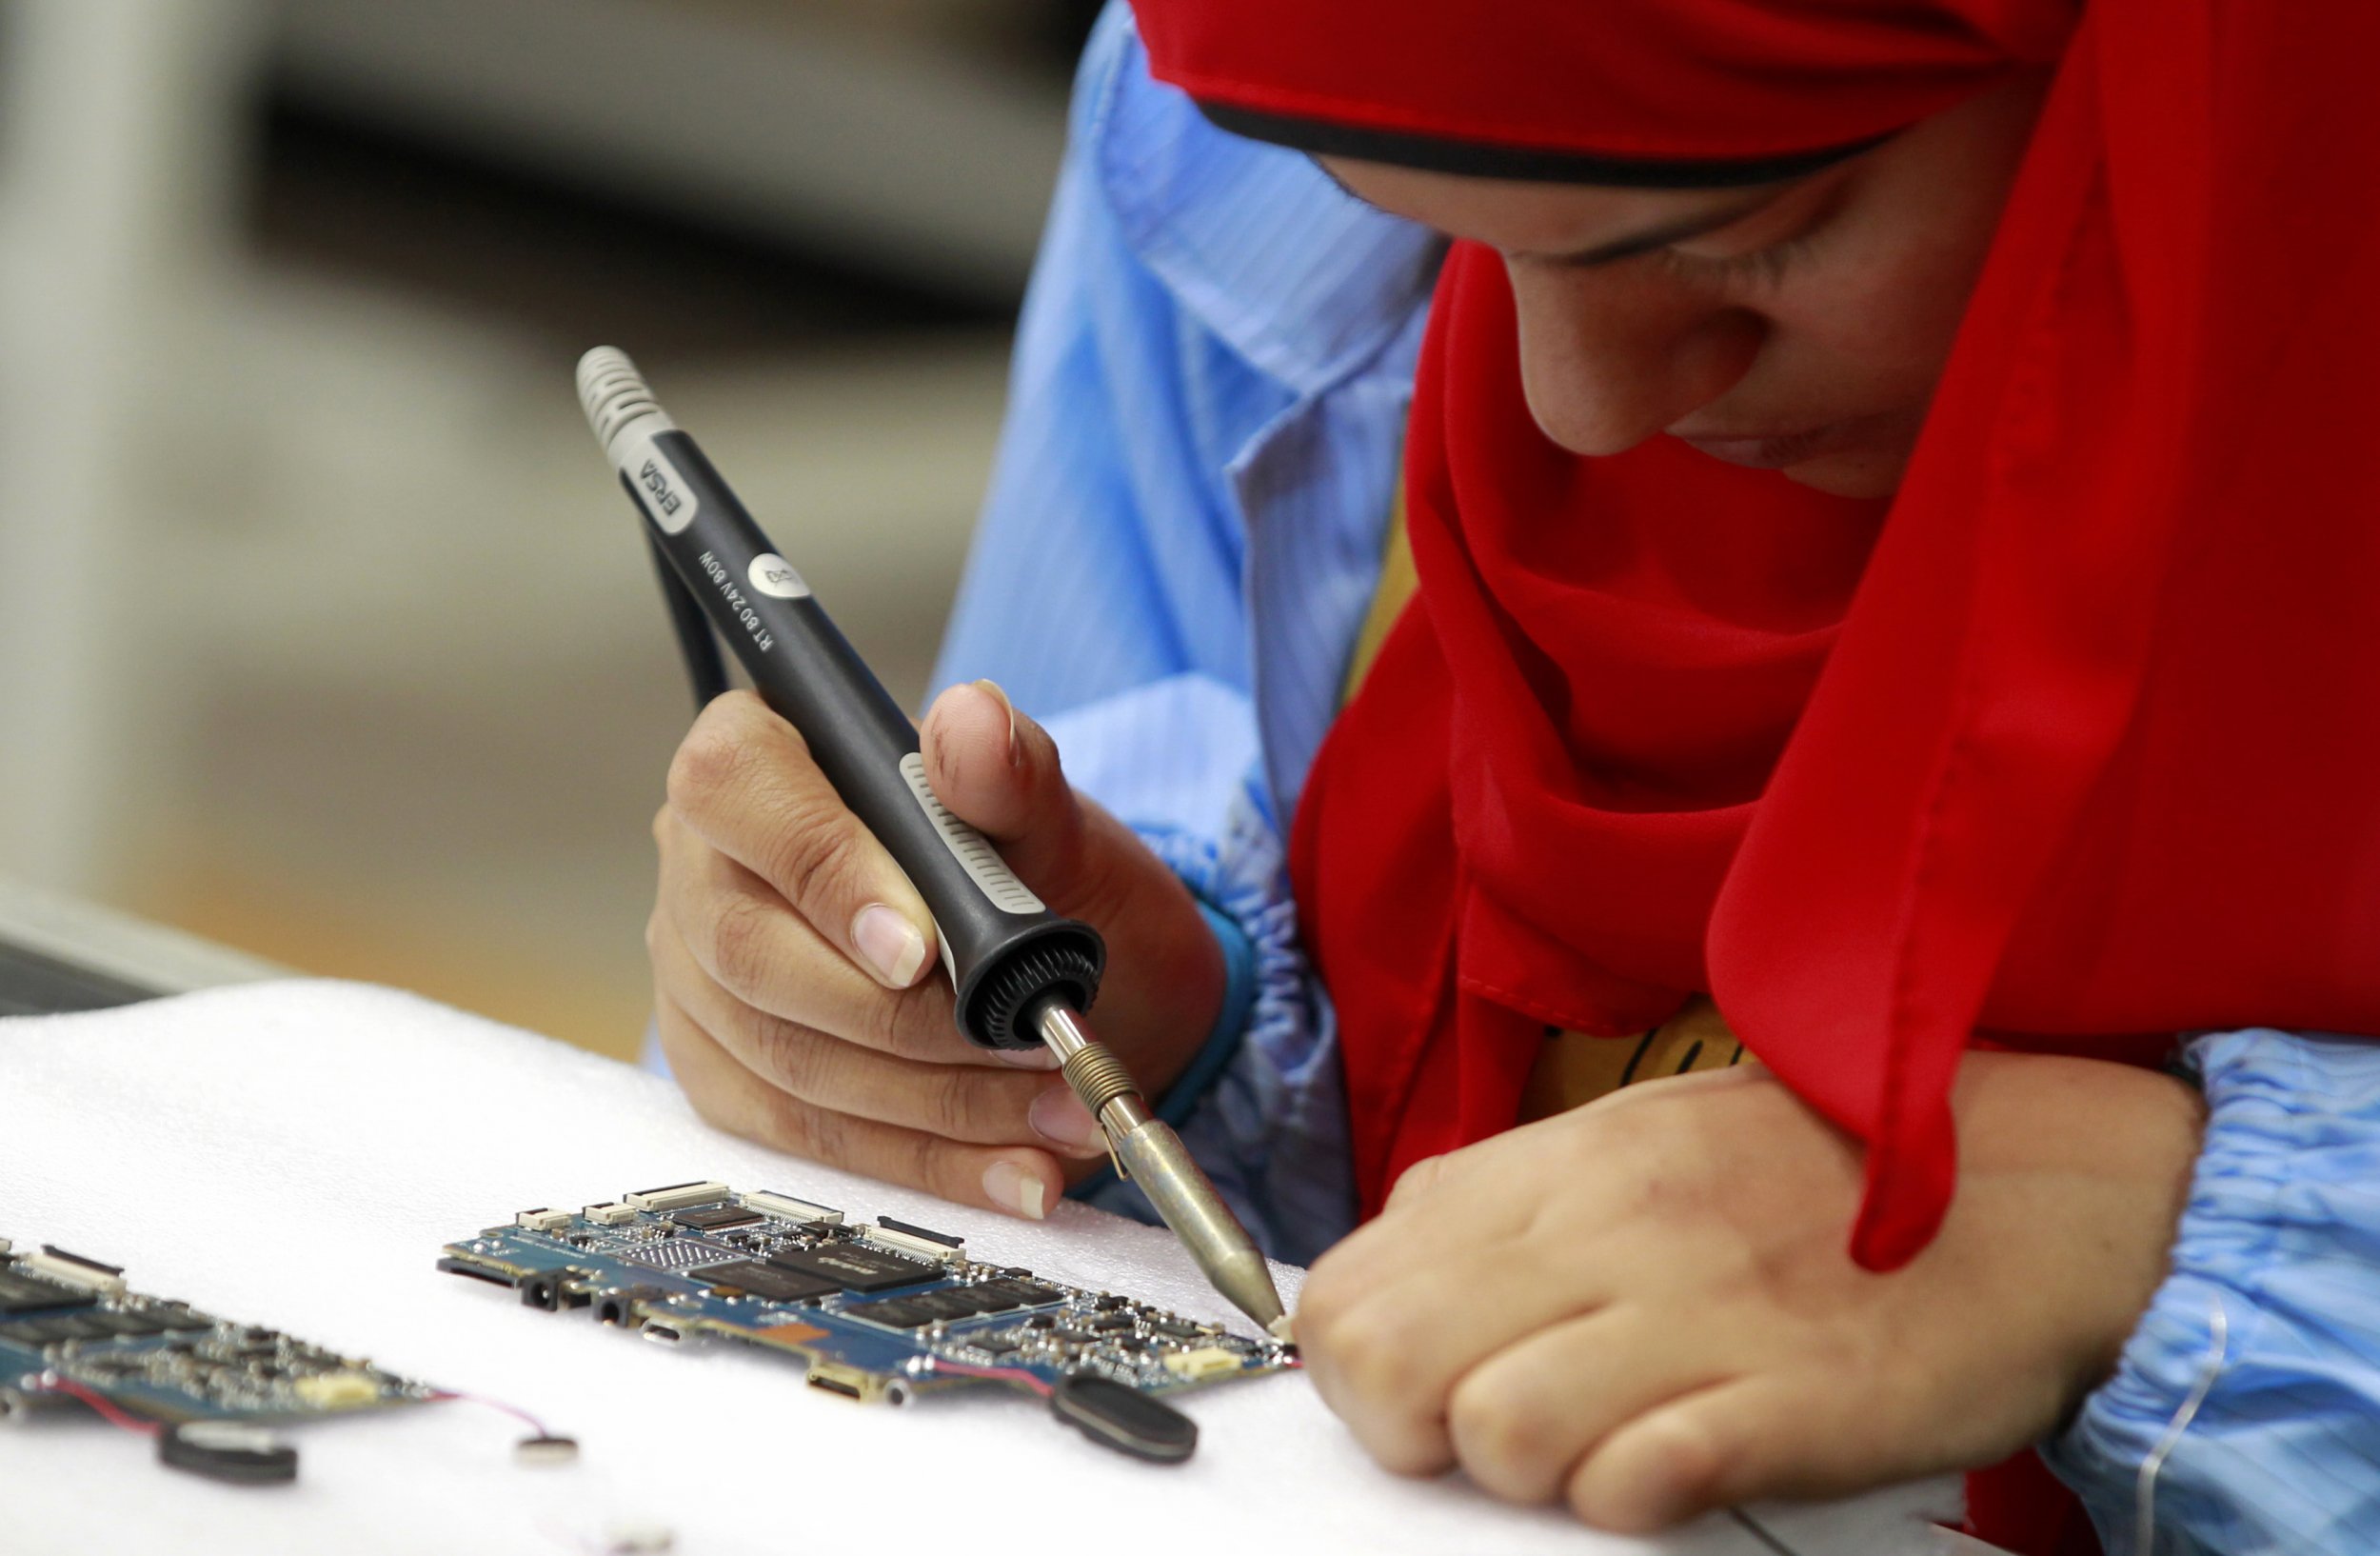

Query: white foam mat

[0,980,1960,1554]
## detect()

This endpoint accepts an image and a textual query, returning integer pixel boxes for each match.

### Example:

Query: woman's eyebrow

[1315,160,1783,269]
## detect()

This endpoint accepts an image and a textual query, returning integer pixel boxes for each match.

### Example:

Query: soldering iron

[577,348,1288,1339]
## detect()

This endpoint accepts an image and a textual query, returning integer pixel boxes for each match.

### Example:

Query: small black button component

[1048,1374,1198,1464]
[159,1421,300,1486]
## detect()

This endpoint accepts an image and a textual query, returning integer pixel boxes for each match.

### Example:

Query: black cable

[646,533,729,711]
[1730,1508,1805,1556]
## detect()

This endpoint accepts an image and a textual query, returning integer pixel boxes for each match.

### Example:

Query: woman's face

[1319,73,2051,499]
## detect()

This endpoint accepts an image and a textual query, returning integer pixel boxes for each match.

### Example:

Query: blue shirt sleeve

[2044,1027,2380,1554]
[923,4,1417,1264]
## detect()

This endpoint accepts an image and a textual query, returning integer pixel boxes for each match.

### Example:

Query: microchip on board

[704,1261,840,1305]
[765,1245,935,1295]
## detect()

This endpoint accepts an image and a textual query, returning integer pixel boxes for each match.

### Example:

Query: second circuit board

[439,1181,1292,1413]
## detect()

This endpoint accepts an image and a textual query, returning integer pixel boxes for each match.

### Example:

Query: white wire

[2133,1293,2229,1556]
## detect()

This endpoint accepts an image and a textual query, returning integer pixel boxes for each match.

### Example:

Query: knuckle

[904,1131,949,1195]
[857,988,916,1056]
[1574,1413,1727,1532]
[783,1103,845,1167]
[1446,1374,1552,1496]
[703,891,781,1000]
[921,1066,989,1142]
[745,1014,831,1101]
[771,816,866,919]
[1312,1302,1421,1406]
[665,719,748,817]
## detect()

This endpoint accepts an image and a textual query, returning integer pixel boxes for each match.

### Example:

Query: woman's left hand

[1294,1048,2205,1531]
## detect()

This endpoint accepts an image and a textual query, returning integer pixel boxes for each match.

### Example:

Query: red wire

[43,1374,162,1436]
[429,1388,555,1439]
[929,1359,1053,1396]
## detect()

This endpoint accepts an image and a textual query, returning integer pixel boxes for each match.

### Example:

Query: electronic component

[743,1190,842,1224]
[159,1421,299,1486]
[515,1433,579,1466]
[619,1238,742,1273]
[672,1206,763,1232]
[767,1244,936,1295]
[516,1208,574,1233]
[584,1202,638,1226]
[0,1265,93,1314]
[861,1225,962,1264]
[23,1246,127,1295]
[876,1216,962,1248]
[439,1186,1296,1462]
[703,1261,839,1304]
[1160,1346,1243,1384]
[1048,1375,1198,1464]
[623,1181,732,1213]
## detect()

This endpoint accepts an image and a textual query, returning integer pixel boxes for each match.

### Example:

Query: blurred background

[0,0,1094,1055]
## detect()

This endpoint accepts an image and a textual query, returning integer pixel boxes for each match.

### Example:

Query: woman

[646,2,2380,1549]
[1128,0,2380,1550]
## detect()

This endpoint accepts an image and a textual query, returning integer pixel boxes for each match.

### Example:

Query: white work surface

[0,982,1964,1554]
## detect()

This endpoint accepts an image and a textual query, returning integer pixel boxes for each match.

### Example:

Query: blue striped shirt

[930,7,2380,1547]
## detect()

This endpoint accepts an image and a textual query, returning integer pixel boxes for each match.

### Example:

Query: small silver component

[861,1226,960,1263]
[623,1181,731,1213]
[741,1190,842,1224]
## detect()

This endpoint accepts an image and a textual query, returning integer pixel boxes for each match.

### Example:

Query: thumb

[919,680,1093,897]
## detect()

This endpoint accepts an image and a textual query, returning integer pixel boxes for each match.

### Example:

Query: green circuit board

[438,1181,1292,1415]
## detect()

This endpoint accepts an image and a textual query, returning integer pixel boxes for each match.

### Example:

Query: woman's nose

[1506,261,1763,457]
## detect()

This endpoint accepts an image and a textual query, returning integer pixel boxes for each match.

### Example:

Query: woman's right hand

[646,681,1224,1220]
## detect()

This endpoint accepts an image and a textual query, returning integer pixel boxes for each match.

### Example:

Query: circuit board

[438,1182,1292,1426]
[0,1238,436,1432]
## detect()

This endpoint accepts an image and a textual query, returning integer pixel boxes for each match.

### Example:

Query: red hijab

[1137,0,2380,1269]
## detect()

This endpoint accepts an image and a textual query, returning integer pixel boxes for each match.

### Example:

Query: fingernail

[851,904,927,987]
[982,1160,1048,1220]
[1030,1085,1105,1153]
[992,1045,1060,1068]
[973,679,1020,766]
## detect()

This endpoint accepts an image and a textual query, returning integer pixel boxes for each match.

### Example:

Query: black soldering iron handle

[583,350,1102,1051]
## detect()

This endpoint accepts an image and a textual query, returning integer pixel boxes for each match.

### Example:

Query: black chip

[89,1311,166,1336]
[37,1314,114,1341]
[911,1288,999,1322]
[766,1245,935,1295]
[798,1220,846,1239]
[673,1207,764,1232]
[1025,1315,1057,1329]
[1149,1320,1202,1340]
[1094,1295,1128,1310]
[0,1317,69,1346]
[971,1337,1023,1357]
[960,1284,1023,1316]
[703,1261,839,1304]
[1091,1315,1138,1332]
[999,1267,1034,1278]
[0,1267,91,1314]
[1006,1283,1065,1308]
[1049,1374,1198,1464]
[843,1298,930,1329]
[875,1215,963,1248]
